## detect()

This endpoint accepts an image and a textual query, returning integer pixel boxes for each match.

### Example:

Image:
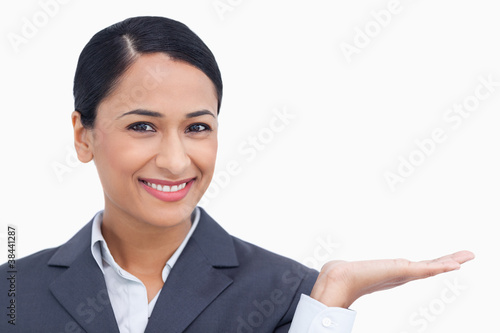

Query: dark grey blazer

[0,207,318,333]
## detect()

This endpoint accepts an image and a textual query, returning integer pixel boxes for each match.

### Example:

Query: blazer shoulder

[0,246,59,272]
[230,235,319,288]
[0,217,94,274]
[195,207,319,288]
[223,236,319,331]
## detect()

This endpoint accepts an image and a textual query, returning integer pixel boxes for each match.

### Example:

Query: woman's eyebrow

[117,109,163,119]
[185,110,216,119]
[116,109,215,119]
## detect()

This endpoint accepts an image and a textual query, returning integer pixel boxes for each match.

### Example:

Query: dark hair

[73,16,223,128]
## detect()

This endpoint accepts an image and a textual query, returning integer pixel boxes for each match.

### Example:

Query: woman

[0,16,473,333]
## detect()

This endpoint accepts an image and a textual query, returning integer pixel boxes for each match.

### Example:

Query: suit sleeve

[272,268,356,333]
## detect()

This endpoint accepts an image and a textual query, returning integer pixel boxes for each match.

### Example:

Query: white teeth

[144,180,188,192]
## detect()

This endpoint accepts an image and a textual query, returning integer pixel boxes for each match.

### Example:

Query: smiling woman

[0,16,473,333]
[74,54,218,230]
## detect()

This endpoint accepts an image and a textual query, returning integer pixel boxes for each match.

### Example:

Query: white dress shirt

[288,295,356,332]
[90,206,356,333]
[91,207,200,333]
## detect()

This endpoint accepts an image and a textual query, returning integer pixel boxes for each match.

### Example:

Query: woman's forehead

[99,53,218,117]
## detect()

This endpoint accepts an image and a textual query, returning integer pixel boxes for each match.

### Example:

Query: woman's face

[75,53,218,228]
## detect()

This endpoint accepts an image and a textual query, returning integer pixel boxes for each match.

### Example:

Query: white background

[1,0,499,332]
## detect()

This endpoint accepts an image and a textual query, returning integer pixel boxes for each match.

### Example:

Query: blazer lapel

[145,208,239,333]
[48,220,120,333]
[46,208,237,333]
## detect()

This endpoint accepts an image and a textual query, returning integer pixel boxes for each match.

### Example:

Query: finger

[404,250,475,280]
[422,250,475,267]
[441,250,475,264]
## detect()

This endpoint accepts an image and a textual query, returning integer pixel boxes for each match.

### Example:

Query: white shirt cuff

[288,294,356,332]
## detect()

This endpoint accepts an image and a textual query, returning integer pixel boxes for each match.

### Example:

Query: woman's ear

[71,111,94,163]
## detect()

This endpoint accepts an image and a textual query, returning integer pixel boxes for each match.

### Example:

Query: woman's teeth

[145,181,187,192]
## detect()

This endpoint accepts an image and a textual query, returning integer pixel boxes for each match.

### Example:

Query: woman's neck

[100,205,193,277]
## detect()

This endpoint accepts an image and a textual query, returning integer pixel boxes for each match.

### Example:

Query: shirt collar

[91,207,200,282]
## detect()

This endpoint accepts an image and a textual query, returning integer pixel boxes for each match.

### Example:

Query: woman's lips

[139,178,195,202]
[140,177,195,187]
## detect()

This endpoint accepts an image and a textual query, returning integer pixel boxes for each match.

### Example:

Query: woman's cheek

[193,139,217,167]
[115,134,157,164]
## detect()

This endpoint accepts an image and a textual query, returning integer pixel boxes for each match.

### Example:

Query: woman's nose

[154,134,191,175]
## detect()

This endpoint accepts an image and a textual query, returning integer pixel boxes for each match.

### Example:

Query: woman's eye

[128,123,155,132]
[187,123,211,133]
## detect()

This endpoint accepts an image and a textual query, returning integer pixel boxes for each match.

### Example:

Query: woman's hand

[310,250,475,308]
